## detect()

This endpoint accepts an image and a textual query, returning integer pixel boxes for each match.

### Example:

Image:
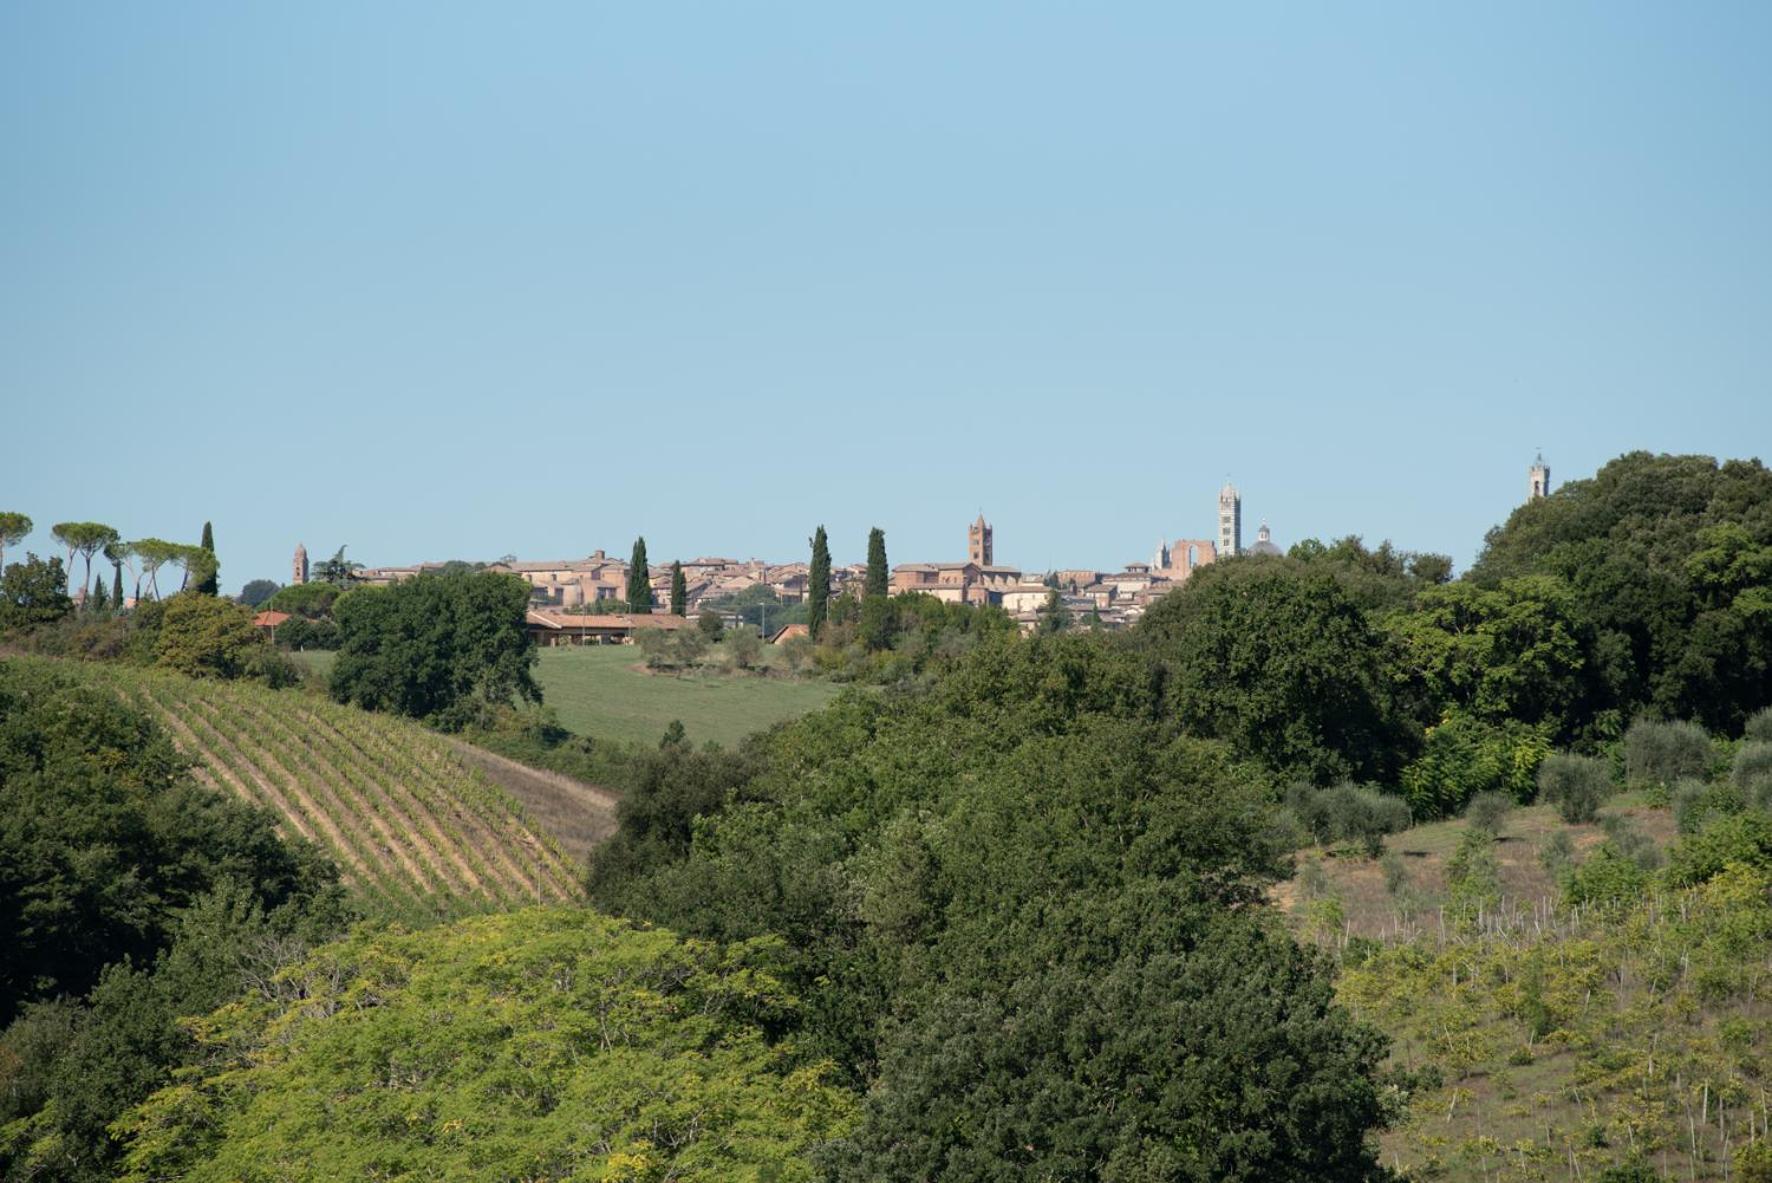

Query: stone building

[292,543,308,586]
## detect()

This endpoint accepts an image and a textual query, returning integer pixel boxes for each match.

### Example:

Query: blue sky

[4,3,1769,592]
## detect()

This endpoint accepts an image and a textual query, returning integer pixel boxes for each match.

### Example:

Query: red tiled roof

[253,610,291,628]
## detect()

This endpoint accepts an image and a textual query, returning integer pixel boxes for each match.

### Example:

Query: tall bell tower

[1217,483,1242,558]
[293,543,309,586]
[1528,452,1552,501]
[968,513,993,566]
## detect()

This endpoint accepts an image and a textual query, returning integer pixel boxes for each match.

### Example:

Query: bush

[1379,849,1408,895]
[1746,707,1772,745]
[1538,753,1611,824]
[1283,782,1411,857]
[1401,713,1550,818]
[727,627,762,671]
[697,610,724,640]
[1665,810,1772,888]
[1734,741,1772,795]
[1466,790,1513,835]
[1564,845,1651,909]
[1599,812,1661,871]
[155,593,269,680]
[1675,777,1744,835]
[1539,830,1575,881]
[1625,718,1712,789]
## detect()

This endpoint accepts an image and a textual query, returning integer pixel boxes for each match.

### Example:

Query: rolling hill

[75,662,592,921]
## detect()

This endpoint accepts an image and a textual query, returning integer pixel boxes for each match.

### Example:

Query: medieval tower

[1217,483,1242,558]
[293,542,309,586]
[1528,453,1552,501]
[968,513,994,567]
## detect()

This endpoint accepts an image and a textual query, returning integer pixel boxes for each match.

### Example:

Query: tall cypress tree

[865,527,888,599]
[669,561,687,617]
[626,538,653,614]
[861,527,892,651]
[196,521,219,596]
[111,562,124,610]
[807,525,831,640]
[90,572,108,613]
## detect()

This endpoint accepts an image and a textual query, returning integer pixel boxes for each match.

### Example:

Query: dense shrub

[1283,782,1413,856]
[1466,790,1513,835]
[1625,718,1713,789]
[1401,713,1551,818]
[1674,778,1744,835]
[1537,753,1612,824]
[1665,811,1772,888]
[155,593,272,680]
[1564,845,1652,909]
[1747,707,1772,744]
[1734,741,1772,794]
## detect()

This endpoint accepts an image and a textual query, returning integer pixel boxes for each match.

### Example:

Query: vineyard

[79,662,585,921]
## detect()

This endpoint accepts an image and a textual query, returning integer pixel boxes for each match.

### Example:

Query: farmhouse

[524,610,691,647]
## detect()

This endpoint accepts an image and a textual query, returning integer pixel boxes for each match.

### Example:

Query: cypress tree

[111,562,124,610]
[865,527,888,599]
[626,538,653,614]
[669,561,687,617]
[807,525,831,640]
[196,521,219,595]
[90,572,108,613]
[861,527,892,651]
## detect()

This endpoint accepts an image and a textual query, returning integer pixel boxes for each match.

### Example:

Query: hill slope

[76,662,586,919]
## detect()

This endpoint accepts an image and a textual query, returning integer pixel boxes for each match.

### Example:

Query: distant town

[304,460,1552,639]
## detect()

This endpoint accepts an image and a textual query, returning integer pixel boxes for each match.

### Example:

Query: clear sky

[4,3,1769,592]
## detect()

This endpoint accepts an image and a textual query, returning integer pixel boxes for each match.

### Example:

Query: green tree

[237,578,280,607]
[155,594,268,679]
[330,571,541,726]
[313,545,362,585]
[627,537,653,614]
[127,538,183,600]
[1036,587,1071,634]
[864,527,888,598]
[0,554,73,631]
[808,525,832,640]
[111,558,125,610]
[1140,558,1422,784]
[89,570,109,613]
[0,511,31,573]
[194,520,218,595]
[669,559,687,616]
[51,522,120,608]
[114,911,854,1183]
[1385,574,1595,740]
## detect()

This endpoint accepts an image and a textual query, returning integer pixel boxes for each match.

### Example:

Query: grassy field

[297,643,840,748]
[533,644,840,747]
[61,660,590,922]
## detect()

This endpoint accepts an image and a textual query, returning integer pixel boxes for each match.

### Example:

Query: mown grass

[297,643,838,748]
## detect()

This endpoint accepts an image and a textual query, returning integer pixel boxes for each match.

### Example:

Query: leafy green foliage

[0,553,73,631]
[114,911,855,1183]
[589,634,1395,1174]
[0,512,31,572]
[263,580,340,618]
[1537,752,1612,823]
[330,571,540,727]
[1282,781,1413,856]
[1624,716,1713,789]
[1472,452,1772,734]
[1139,558,1422,785]
[0,660,338,1026]
[237,578,280,607]
[1384,575,1596,741]
[154,593,271,680]
[1400,711,1550,817]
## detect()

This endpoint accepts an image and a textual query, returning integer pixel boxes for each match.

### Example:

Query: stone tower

[1217,483,1242,558]
[293,543,309,586]
[968,513,993,567]
[1528,453,1552,501]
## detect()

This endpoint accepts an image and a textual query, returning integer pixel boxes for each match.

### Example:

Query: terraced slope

[83,665,584,920]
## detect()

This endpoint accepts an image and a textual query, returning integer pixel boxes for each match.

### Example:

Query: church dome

[1249,522,1282,557]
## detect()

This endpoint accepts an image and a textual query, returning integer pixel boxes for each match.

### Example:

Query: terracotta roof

[253,610,291,628]
[526,611,690,631]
